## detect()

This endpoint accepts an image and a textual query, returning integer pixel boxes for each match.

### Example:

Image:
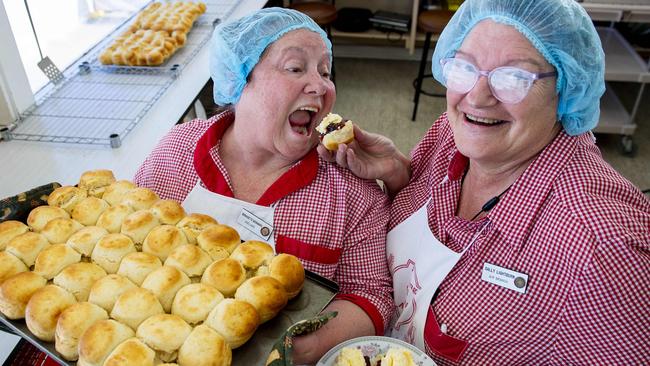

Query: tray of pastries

[0,169,338,366]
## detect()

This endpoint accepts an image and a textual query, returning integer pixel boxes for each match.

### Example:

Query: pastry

[87,274,137,313]
[316,113,355,151]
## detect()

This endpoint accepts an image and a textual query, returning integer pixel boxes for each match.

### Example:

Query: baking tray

[0,271,338,366]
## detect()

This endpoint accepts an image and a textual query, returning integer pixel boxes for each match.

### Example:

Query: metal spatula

[24,0,64,84]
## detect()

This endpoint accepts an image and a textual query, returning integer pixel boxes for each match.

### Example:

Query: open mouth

[465,113,508,126]
[288,106,319,136]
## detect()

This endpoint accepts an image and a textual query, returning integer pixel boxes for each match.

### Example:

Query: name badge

[237,208,273,241]
[481,263,529,294]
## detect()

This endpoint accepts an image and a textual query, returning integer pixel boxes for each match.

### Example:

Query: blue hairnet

[210,7,331,105]
[431,0,605,135]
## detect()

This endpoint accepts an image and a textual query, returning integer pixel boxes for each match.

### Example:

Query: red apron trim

[423,307,468,363]
[335,293,385,336]
[275,234,342,264]
[447,150,469,181]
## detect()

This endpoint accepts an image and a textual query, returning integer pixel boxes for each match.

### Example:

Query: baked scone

[77,319,135,366]
[87,274,136,313]
[121,187,160,211]
[142,224,188,261]
[141,265,191,312]
[53,262,107,301]
[120,209,160,249]
[117,251,162,286]
[71,197,110,226]
[230,240,275,273]
[33,243,82,280]
[335,347,365,366]
[267,253,305,299]
[136,314,192,362]
[54,301,109,361]
[171,283,224,325]
[201,258,246,298]
[0,251,28,284]
[47,186,88,214]
[26,205,70,232]
[234,275,288,323]
[205,298,260,349]
[164,244,212,280]
[379,347,416,366]
[5,231,50,267]
[66,226,108,257]
[150,199,186,225]
[0,220,30,250]
[41,217,83,244]
[103,337,156,366]
[177,324,232,366]
[197,224,241,261]
[0,271,47,319]
[110,287,164,330]
[102,180,137,206]
[91,233,136,273]
[78,169,116,198]
[96,203,134,233]
[25,284,77,341]
[316,113,355,151]
[176,213,218,244]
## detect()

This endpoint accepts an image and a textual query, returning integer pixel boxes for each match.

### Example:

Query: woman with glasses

[320,0,649,364]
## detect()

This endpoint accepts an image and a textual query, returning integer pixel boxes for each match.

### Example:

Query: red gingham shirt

[134,111,393,334]
[390,113,650,365]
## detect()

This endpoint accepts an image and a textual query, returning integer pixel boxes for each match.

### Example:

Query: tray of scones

[0,169,338,366]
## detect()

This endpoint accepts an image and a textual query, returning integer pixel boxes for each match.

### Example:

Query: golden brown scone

[267,253,305,299]
[103,337,156,366]
[66,226,108,257]
[316,113,355,151]
[33,243,81,280]
[136,314,192,362]
[111,287,164,331]
[197,224,241,261]
[96,203,133,233]
[171,283,224,325]
[141,265,191,312]
[71,197,110,226]
[0,220,30,250]
[205,298,260,349]
[26,205,70,232]
[120,209,160,249]
[102,180,137,206]
[5,232,50,267]
[201,258,246,298]
[230,240,275,272]
[121,187,160,211]
[25,284,77,341]
[234,275,288,323]
[117,251,162,286]
[87,274,136,313]
[54,301,108,361]
[164,244,212,280]
[77,319,134,366]
[176,213,218,244]
[150,199,186,225]
[41,217,83,244]
[47,185,88,214]
[0,271,47,319]
[142,224,188,261]
[53,262,107,302]
[0,251,28,284]
[91,233,136,273]
[177,324,232,366]
[78,169,116,198]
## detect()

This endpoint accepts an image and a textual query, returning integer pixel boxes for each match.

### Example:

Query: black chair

[412,10,454,121]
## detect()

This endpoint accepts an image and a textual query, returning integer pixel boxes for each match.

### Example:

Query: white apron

[387,198,469,353]
[182,182,276,247]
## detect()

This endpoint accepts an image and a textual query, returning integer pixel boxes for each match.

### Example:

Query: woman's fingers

[335,144,349,168]
[317,144,336,162]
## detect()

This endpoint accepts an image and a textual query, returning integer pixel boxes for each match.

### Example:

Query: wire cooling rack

[9,0,238,147]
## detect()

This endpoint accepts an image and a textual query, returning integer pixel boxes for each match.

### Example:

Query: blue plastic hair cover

[431,0,605,135]
[210,7,332,106]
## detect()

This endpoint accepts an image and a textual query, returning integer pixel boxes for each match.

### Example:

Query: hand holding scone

[316,113,354,151]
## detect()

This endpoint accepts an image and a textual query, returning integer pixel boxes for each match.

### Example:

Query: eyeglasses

[440,58,557,104]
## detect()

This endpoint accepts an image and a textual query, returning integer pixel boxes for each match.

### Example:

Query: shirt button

[440,323,448,334]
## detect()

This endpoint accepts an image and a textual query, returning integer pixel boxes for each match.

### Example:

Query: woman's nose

[304,70,329,96]
[465,74,498,107]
